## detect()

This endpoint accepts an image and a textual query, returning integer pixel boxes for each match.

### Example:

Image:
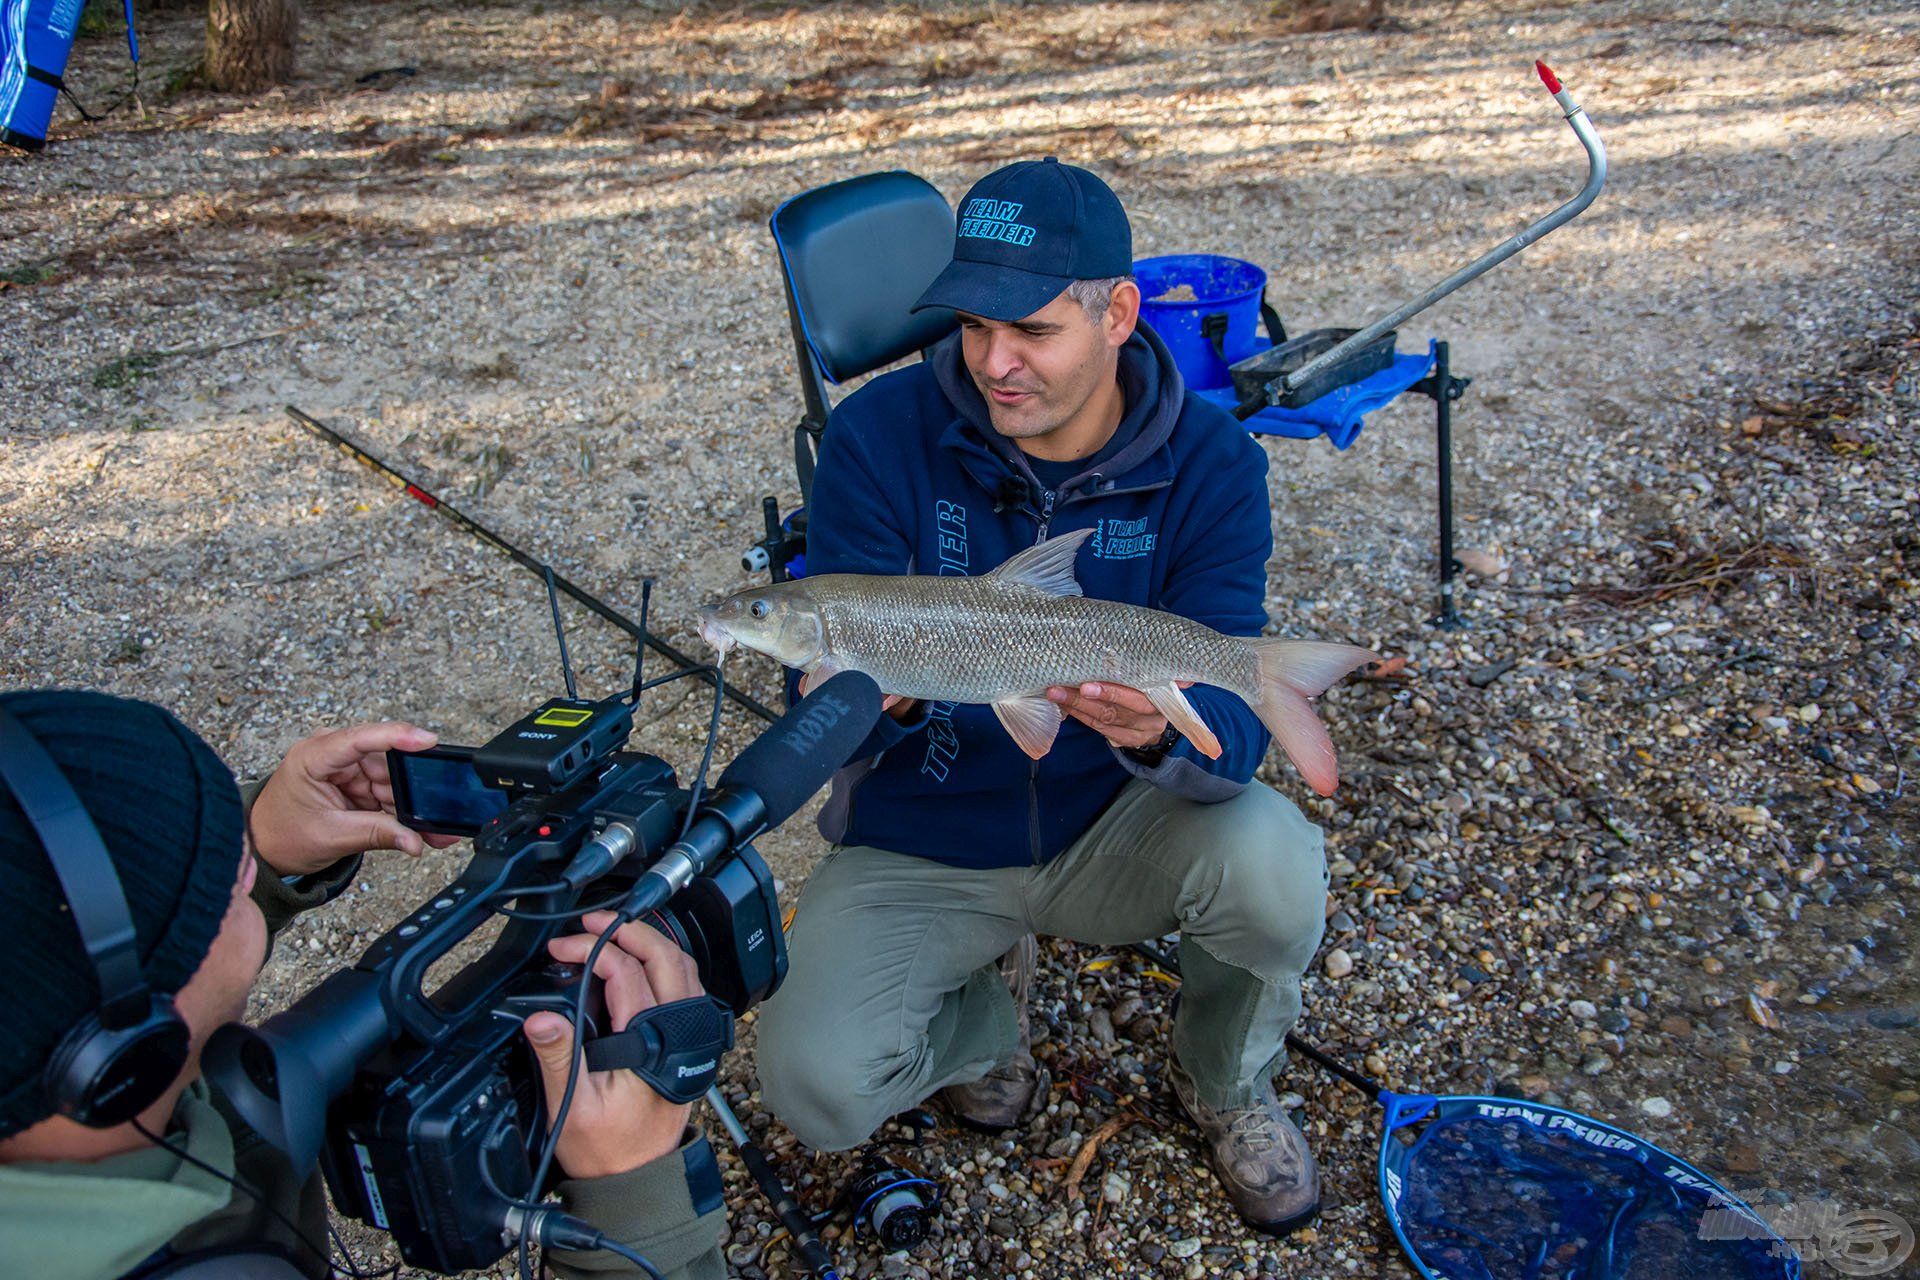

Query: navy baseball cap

[912,158,1133,322]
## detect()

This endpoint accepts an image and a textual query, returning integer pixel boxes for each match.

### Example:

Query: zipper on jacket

[1027,761,1043,864]
[1027,487,1055,864]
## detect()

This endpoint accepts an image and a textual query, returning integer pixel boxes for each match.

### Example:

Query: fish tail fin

[1242,639,1376,796]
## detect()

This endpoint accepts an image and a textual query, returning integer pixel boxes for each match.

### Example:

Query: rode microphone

[592,672,883,913]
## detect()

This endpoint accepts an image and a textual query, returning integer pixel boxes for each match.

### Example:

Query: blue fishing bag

[2,0,137,151]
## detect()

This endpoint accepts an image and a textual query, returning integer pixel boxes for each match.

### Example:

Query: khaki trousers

[755,776,1329,1150]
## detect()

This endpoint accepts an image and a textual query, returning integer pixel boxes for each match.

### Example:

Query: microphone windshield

[718,671,883,830]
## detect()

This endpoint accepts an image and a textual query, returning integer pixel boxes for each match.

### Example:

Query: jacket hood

[0,1083,236,1279]
[930,319,1187,495]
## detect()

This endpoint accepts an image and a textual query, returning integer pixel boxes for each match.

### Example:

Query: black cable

[497,657,725,1277]
[132,1117,395,1280]
[490,886,631,923]
[590,1235,667,1280]
[518,919,620,1280]
[327,1221,401,1280]
[674,664,727,845]
[487,878,571,901]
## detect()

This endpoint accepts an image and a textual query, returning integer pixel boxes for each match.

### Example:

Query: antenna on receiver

[629,578,654,703]
[543,564,579,701]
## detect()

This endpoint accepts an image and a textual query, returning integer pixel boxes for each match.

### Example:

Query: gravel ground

[4,0,1919,1276]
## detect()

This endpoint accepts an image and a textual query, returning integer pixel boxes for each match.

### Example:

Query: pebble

[1323,948,1354,979]
[1641,1096,1674,1118]
[1169,1238,1203,1259]
[1569,999,1598,1020]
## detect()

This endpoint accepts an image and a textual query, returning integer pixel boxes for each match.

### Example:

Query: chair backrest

[770,171,957,435]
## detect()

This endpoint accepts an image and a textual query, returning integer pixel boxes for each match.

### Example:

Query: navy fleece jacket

[798,322,1275,870]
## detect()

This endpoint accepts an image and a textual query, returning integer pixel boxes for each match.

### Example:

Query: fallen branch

[1548,628,1693,669]
[269,551,364,585]
[1063,1112,1140,1202]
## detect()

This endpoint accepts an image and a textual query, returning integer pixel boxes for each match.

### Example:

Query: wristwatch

[1124,723,1182,767]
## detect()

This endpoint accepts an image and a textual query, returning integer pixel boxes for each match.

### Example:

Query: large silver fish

[697,529,1374,795]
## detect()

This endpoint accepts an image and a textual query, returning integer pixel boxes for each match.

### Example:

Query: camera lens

[639,906,706,972]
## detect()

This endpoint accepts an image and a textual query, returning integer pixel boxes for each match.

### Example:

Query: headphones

[0,706,193,1128]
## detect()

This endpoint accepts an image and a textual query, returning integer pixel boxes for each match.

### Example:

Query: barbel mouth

[695,608,735,660]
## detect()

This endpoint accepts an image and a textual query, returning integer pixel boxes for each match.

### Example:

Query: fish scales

[809,574,1258,703]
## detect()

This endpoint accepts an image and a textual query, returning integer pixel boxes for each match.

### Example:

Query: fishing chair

[742,170,959,583]
[747,170,1473,626]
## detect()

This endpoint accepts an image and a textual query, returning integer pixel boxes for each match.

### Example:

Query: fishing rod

[1128,939,1378,1097]
[284,405,777,725]
[707,1086,843,1279]
[1266,59,1609,406]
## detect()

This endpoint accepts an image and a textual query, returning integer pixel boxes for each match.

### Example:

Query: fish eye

[749,600,771,619]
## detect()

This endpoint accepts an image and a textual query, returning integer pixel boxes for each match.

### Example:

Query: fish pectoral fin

[1143,684,1223,760]
[985,528,1091,598]
[992,693,1064,760]
[797,657,848,697]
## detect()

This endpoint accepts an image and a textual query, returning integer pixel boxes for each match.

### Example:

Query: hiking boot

[1167,1057,1321,1237]
[938,935,1045,1131]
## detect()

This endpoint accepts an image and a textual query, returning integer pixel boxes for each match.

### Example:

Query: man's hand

[524,913,700,1179]
[1046,681,1189,751]
[249,722,461,878]
[798,667,916,720]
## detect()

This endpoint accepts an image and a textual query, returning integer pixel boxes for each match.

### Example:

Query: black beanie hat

[0,689,244,1138]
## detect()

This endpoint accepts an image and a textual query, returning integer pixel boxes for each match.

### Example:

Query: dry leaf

[1454,548,1510,578]
[1745,991,1783,1031]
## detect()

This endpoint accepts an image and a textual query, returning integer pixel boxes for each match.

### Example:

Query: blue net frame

[1376,1092,1802,1280]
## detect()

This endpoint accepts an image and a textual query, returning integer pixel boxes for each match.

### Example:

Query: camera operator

[0,689,727,1280]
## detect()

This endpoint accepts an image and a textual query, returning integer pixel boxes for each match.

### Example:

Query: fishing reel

[846,1156,941,1251]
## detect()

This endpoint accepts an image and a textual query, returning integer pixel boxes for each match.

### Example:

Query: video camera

[204,592,881,1275]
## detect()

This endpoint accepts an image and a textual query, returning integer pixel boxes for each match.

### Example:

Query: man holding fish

[700,160,1372,1236]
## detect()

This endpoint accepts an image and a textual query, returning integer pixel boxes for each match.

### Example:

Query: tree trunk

[205,0,298,92]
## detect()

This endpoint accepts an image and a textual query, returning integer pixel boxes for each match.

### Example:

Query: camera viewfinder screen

[401,753,507,835]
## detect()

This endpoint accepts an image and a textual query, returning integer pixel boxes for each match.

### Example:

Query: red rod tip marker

[1535,60,1562,94]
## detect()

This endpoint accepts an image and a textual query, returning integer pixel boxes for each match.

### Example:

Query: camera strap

[582,995,734,1104]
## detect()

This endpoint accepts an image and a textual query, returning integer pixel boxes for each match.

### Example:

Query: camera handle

[580,994,734,1105]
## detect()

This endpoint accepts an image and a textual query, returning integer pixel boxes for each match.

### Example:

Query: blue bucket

[1134,254,1268,391]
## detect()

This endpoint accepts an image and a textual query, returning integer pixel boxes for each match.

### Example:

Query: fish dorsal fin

[986,528,1091,597]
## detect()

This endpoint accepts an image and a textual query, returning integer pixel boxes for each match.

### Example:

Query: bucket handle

[1201,294,1288,364]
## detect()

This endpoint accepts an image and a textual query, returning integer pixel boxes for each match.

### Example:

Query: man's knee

[1181,784,1328,974]
[755,995,890,1150]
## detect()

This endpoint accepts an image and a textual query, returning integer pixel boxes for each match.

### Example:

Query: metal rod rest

[1274,61,1608,402]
